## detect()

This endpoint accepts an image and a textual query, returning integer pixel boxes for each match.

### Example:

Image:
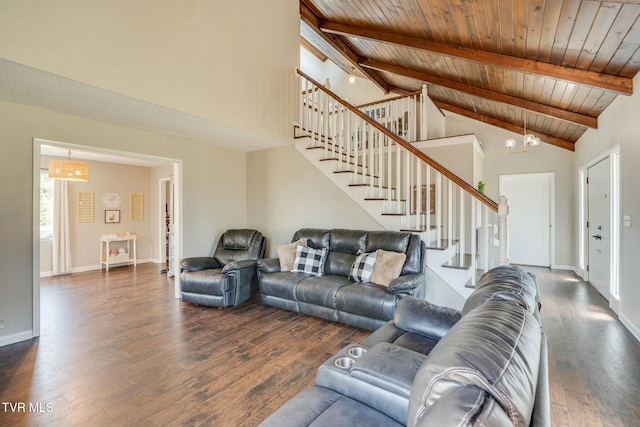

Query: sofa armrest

[222,259,257,273]
[181,257,221,272]
[394,297,461,341]
[349,343,427,398]
[316,343,427,425]
[386,273,423,294]
[257,258,281,274]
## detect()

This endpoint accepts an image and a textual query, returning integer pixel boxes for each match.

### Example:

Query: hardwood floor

[0,263,638,426]
[529,267,640,427]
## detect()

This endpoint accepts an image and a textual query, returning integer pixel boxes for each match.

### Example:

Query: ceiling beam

[434,100,575,152]
[300,3,389,93]
[321,22,633,95]
[361,59,598,128]
[301,36,327,62]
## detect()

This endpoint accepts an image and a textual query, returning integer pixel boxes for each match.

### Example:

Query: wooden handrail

[356,90,421,109]
[297,69,498,212]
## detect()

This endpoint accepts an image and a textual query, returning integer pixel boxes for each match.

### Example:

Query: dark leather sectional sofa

[258,265,550,427]
[257,228,426,331]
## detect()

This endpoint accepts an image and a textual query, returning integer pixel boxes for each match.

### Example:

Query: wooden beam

[361,59,598,128]
[434,100,576,152]
[300,2,389,93]
[300,36,327,62]
[321,21,633,95]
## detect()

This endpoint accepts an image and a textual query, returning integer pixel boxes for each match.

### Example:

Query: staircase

[295,70,508,303]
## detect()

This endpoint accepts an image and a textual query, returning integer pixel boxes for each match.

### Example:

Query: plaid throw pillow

[349,251,378,283]
[291,245,328,277]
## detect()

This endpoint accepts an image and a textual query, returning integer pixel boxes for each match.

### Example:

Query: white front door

[587,158,611,300]
[499,173,552,267]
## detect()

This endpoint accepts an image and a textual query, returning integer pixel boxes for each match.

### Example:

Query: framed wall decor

[130,192,143,221]
[78,191,94,223]
[105,210,120,224]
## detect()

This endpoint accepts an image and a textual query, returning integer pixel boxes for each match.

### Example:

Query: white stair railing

[357,84,430,142]
[296,70,508,284]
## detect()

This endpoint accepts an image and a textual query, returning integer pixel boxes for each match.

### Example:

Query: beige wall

[246,145,383,256]
[575,73,640,339]
[445,112,576,268]
[0,100,247,343]
[0,0,299,143]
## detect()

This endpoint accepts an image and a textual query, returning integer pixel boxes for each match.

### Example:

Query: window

[40,170,54,240]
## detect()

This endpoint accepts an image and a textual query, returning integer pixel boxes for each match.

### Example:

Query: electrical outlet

[0,320,4,329]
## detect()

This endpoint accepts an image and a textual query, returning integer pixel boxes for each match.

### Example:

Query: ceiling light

[348,67,356,84]
[505,115,541,153]
[48,149,89,181]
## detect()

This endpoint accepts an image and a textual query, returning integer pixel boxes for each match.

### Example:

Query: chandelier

[505,115,541,153]
[48,149,89,181]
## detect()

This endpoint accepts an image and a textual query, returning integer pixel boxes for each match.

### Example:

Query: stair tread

[464,276,474,289]
[427,239,458,250]
[442,253,474,270]
[333,170,379,179]
[401,225,437,233]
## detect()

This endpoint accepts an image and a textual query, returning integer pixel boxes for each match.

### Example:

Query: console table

[100,235,137,272]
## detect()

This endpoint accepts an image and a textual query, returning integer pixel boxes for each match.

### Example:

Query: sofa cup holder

[334,356,356,369]
[347,346,367,358]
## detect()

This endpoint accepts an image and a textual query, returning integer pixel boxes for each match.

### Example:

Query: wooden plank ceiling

[300,0,640,151]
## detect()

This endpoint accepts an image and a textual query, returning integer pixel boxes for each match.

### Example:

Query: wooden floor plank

[0,263,639,426]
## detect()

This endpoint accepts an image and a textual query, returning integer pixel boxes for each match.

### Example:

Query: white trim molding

[0,330,34,347]
[620,313,640,343]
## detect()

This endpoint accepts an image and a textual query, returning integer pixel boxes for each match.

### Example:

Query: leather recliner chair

[180,229,266,308]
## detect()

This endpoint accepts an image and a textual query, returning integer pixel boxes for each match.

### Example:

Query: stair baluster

[296,70,507,297]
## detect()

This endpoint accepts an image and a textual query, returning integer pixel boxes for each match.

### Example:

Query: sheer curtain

[52,179,72,274]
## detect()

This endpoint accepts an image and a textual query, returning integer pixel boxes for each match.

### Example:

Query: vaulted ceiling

[300,0,640,151]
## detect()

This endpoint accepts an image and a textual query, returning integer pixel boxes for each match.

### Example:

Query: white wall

[0,100,248,345]
[300,48,390,106]
[246,145,384,256]
[0,0,299,143]
[445,111,576,268]
[575,73,640,340]
[419,140,475,186]
[300,47,446,141]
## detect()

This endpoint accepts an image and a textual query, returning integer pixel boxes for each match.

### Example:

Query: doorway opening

[32,138,183,338]
[159,177,175,277]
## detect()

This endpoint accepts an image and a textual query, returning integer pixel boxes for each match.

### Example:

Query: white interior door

[499,173,552,267]
[587,158,611,300]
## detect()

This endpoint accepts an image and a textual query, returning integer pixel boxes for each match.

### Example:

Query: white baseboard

[0,330,34,347]
[620,313,640,343]
[551,264,577,273]
[73,264,101,273]
[40,259,154,278]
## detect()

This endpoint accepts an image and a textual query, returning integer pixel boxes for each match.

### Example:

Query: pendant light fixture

[505,114,541,153]
[48,149,89,181]
[348,67,356,84]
